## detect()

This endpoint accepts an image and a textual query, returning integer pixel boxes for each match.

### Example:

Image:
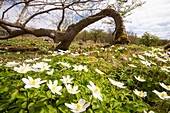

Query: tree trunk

[55,39,73,51]
[53,8,129,50]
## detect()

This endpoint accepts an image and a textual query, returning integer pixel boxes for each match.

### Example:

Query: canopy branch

[23,7,62,26]
[2,1,27,19]
[16,1,30,24]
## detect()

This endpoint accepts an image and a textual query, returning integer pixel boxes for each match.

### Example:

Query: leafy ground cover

[0,37,170,113]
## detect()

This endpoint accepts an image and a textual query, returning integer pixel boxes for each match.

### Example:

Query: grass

[0,36,169,113]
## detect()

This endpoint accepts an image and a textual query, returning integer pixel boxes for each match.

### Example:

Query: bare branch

[23,7,62,26]
[57,4,65,31]
[2,1,27,19]
[16,0,30,24]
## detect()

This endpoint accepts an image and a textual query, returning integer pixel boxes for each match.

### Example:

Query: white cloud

[125,0,170,39]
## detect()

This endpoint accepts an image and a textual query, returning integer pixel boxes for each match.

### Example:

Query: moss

[114,31,130,44]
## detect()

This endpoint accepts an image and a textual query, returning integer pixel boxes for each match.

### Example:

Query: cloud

[125,0,170,39]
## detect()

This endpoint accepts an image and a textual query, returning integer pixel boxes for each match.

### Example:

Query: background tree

[0,0,142,50]
[127,31,140,45]
[140,32,160,47]
[91,29,103,43]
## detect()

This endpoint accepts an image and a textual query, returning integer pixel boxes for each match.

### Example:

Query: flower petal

[22,78,29,84]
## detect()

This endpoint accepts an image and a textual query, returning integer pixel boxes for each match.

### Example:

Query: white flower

[47,80,62,95]
[71,52,80,57]
[42,58,52,62]
[132,54,137,58]
[95,69,104,74]
[14,63,32,74]
[144,52,155,57]
[57,62,71,68]
[129,58,132,61]
[148,111,155,113]
[22,76,46,88]
[128,64,137,68]
[25,58,40,62]
[108,78,126,88]
[58,49,70,54]
[159,82,170,91]
[87,81,103,101]
[140,60,151,67]
[60,75,74,84]
[82,53,88,56]
[66,84,80,94]
[47,68,54,75]
[5,61,19,67]
[161,67,170,73]
[133,89,147,98]
[151,47,163,52]
[155,56,168,63]
[138,55,145,60]
[134,76,146,82]
[33,57,41,61]
[153,90,170,100]
[73,65,88,72]
[25,59,35,63]
[65,98,90,113]
[32,62,51,72]
[52,50,70,56]
[150,61,157,66]
[144,110,155,113]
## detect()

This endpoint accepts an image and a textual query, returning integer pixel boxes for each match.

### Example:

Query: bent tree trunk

[55,8,129,50]
[0,8,129,50]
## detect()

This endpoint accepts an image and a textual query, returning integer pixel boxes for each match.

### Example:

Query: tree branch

[23,7,62,26]
[0,19,24,29]
[57,5,65,31]
[2,1,27,19]
[16,1,30,24]
[65,8,125,41]
[0,24,11,33]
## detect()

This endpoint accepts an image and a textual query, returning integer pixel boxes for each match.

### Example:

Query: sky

[0,0,170,40]
[81,0,170,40]
[125,0,170,40]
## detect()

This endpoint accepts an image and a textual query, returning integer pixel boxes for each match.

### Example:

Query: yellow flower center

[139,92,144,97]
[65,79,69,83]
[161,92,167,97]
[30,80,37,85]
[94,87,100,93]
[42,66,46,69]
[167,85,170,89]
[20,67,26,73]
[76,103,82,110]
[51,85,57,91]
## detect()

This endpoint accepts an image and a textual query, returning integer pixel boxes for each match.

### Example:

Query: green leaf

[40,107,49,113]
[0,103,10,111]
[11,90,19,100]
[113,109,130,113]
[113,101,122,108]
[58,105,69,113]
[8,108,21,113]
[28,102,34,109]
[46,105,57,112]
[135,102,148,112]
[21,102,27,108]
[19,109,25,113]
[87,108,94,113]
